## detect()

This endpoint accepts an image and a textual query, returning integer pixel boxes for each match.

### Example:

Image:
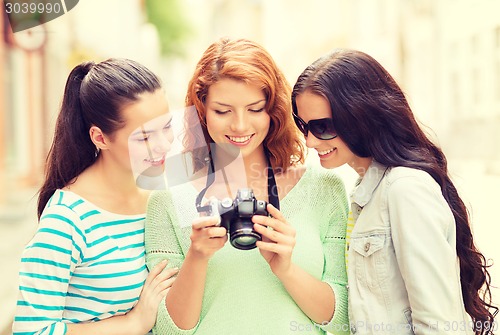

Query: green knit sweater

[145,165,350,335]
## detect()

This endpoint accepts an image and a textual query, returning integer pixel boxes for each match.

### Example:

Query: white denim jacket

[347,160,473,335]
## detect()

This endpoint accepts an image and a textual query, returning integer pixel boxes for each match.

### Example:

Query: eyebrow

[130,116,172,137]
[130,127,151,137]
[213,99,266,108]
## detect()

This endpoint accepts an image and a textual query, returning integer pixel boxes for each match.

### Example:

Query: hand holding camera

[189,215,228,259]
[252,203,297,278]
[208,188,269,250]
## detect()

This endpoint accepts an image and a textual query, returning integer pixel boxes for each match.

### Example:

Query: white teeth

[145,157,164,163]
[228,135,252,143]
[317,148,334,155]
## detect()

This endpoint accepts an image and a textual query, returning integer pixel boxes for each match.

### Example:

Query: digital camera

[209,188,268,250]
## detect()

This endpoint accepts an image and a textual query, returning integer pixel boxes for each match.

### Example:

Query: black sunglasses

[293,113,337,140]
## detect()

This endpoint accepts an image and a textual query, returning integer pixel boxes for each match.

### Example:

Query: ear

[89,126,108,150]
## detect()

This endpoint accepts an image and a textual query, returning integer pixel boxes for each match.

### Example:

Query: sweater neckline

[188,165,312,205]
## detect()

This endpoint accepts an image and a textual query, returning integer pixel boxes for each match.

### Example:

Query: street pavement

[0,160,498,335]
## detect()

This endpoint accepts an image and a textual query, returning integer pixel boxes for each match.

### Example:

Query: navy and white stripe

[13,190,148,335]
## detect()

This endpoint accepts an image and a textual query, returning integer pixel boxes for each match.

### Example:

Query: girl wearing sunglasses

[291,49,497,334]
[144,38,350,334]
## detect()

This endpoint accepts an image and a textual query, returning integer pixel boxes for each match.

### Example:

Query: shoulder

[41,189,88,219]
[285,164,348,209]
[384,167,454,233]
[148,189,173,205]
[147,190,174,213]
[385,167,441,195]
[294,165,349,225]
[302,164,347,194]
[384,167,448,212]
[387,166,433,181]
[39,190,92,241]
[283,163,344,184]
[146,190,175,223]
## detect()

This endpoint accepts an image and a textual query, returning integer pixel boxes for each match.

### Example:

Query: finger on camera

[256,240,289,254]
[211,235,228,249]
[252,214,279,229]
[192,216,220,229]
[254,223,289,243]
[206,226,227,238]
[266,204,286,222]
[200,236,227,251]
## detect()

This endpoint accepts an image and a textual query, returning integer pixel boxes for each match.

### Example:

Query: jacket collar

[351,160,389,207]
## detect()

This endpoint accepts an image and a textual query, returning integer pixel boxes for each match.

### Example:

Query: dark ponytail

[38,62,96,219]
[38,58,162,219]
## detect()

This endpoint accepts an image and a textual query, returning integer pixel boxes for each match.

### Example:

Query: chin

[140,165,165,177]
[319,160,340,170]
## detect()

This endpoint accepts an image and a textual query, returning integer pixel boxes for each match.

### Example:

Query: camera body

[209,188,268,250]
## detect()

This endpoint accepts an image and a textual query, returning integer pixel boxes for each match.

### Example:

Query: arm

[253,205,336,323]
[66,260,175,335]
[388,174,473,335]
[276,264,338,323]
[165,216,226,329]
[145,191,226,333]
[12,205,80,335]
[13,205,175,335]
[253,169,349,334]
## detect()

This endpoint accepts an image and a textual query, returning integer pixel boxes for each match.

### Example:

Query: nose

[151,132,172,154]
[305,133,322,149]
[230,111,247,133]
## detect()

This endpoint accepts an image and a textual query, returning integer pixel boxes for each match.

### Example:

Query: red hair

[183,37,304,173]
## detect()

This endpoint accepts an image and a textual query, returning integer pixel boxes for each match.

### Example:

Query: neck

[91,156,142,196]
[349,156,373,177]
[211,145,269,198]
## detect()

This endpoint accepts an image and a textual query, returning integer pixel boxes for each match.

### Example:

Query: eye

[135,136,149,142]
[214,109,231,115]
[163,120,172,129]
[249,108,264,113]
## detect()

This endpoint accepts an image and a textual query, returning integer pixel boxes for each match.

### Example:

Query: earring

[95,147,100,157]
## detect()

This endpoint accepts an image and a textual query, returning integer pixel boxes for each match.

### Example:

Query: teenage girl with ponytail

[12,58,177,335]
[292,49,497,334]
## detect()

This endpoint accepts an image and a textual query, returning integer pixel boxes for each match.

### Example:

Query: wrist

[274,263,296,283]
[125,306,148,335]
[186,248,211,264]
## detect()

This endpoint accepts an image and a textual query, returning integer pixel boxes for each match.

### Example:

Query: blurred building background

[1,0,499,333]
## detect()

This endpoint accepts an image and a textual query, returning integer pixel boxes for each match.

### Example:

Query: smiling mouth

[317,148,335,156]
[226,134,254,143]
[144,156,165,165]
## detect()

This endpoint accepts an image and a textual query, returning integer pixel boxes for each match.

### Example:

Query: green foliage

[145,0,192,57]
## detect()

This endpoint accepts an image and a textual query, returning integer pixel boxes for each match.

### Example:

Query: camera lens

[231,230,261,249]
[229,219,261,250]
[234,234,257,246]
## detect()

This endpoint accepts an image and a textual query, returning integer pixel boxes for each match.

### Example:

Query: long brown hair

[38,58,162,219]
[183,37,304,173]
[292,49,497,334]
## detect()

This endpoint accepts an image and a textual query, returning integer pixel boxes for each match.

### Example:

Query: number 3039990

[4,1,62,14]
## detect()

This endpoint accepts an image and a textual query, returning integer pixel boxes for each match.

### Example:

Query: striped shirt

[12,189,148,335]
